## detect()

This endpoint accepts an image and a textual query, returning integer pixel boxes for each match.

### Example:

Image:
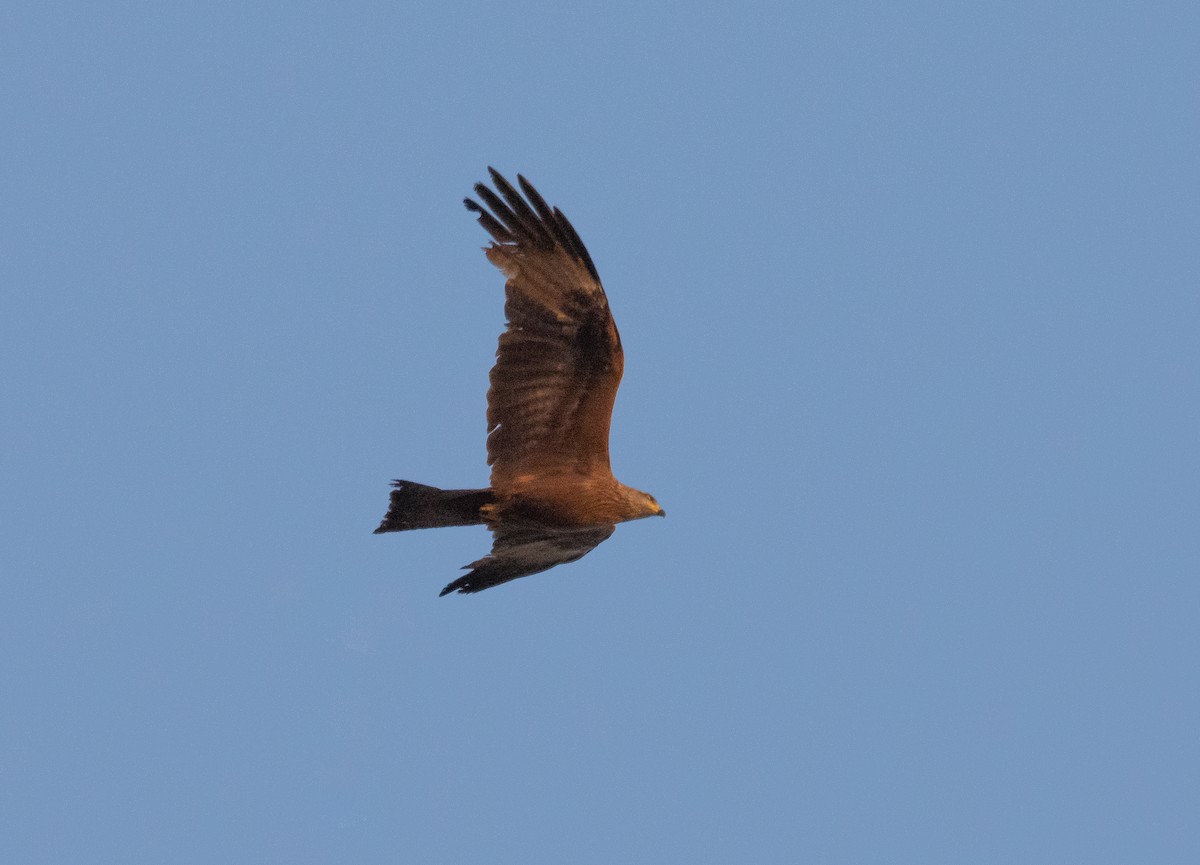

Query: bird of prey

[375,168,665,596]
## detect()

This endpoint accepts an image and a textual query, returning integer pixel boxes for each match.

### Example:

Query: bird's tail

[373,481,492,534]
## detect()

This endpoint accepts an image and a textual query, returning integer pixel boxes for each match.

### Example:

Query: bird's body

[375,169,663,595]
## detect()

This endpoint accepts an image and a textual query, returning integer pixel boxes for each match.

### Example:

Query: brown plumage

[375,169,664,596]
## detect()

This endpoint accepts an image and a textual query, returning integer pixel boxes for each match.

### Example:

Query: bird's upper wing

[465,168,624,486]
[439,523,616,596]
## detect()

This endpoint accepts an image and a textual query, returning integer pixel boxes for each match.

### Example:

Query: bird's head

[618,486,666,521]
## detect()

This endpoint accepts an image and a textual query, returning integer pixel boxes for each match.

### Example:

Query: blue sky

[2,1,1197,862]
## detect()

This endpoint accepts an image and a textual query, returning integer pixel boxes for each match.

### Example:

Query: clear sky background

[2,2,1197,863]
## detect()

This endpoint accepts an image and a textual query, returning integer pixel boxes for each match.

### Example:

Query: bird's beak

[656,506,667,517]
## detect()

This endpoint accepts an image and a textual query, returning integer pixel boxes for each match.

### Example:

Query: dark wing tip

[467,169,601,283]
[464,195,515,243]
[439,573,479,596]
[438,557,522,596]
[553,206,601,285]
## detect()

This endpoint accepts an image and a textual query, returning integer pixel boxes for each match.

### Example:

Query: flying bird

[375,169,664,595]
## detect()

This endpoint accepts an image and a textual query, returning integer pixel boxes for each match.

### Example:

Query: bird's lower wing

[439,524,616,596]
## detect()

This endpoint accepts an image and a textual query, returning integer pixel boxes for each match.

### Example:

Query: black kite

[375,169,664,595]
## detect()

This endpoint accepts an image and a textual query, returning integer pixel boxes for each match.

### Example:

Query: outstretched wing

[439,523,616,596]
[465,168,624,486]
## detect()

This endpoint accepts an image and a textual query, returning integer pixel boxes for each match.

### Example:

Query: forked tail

[373,481,492,534]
